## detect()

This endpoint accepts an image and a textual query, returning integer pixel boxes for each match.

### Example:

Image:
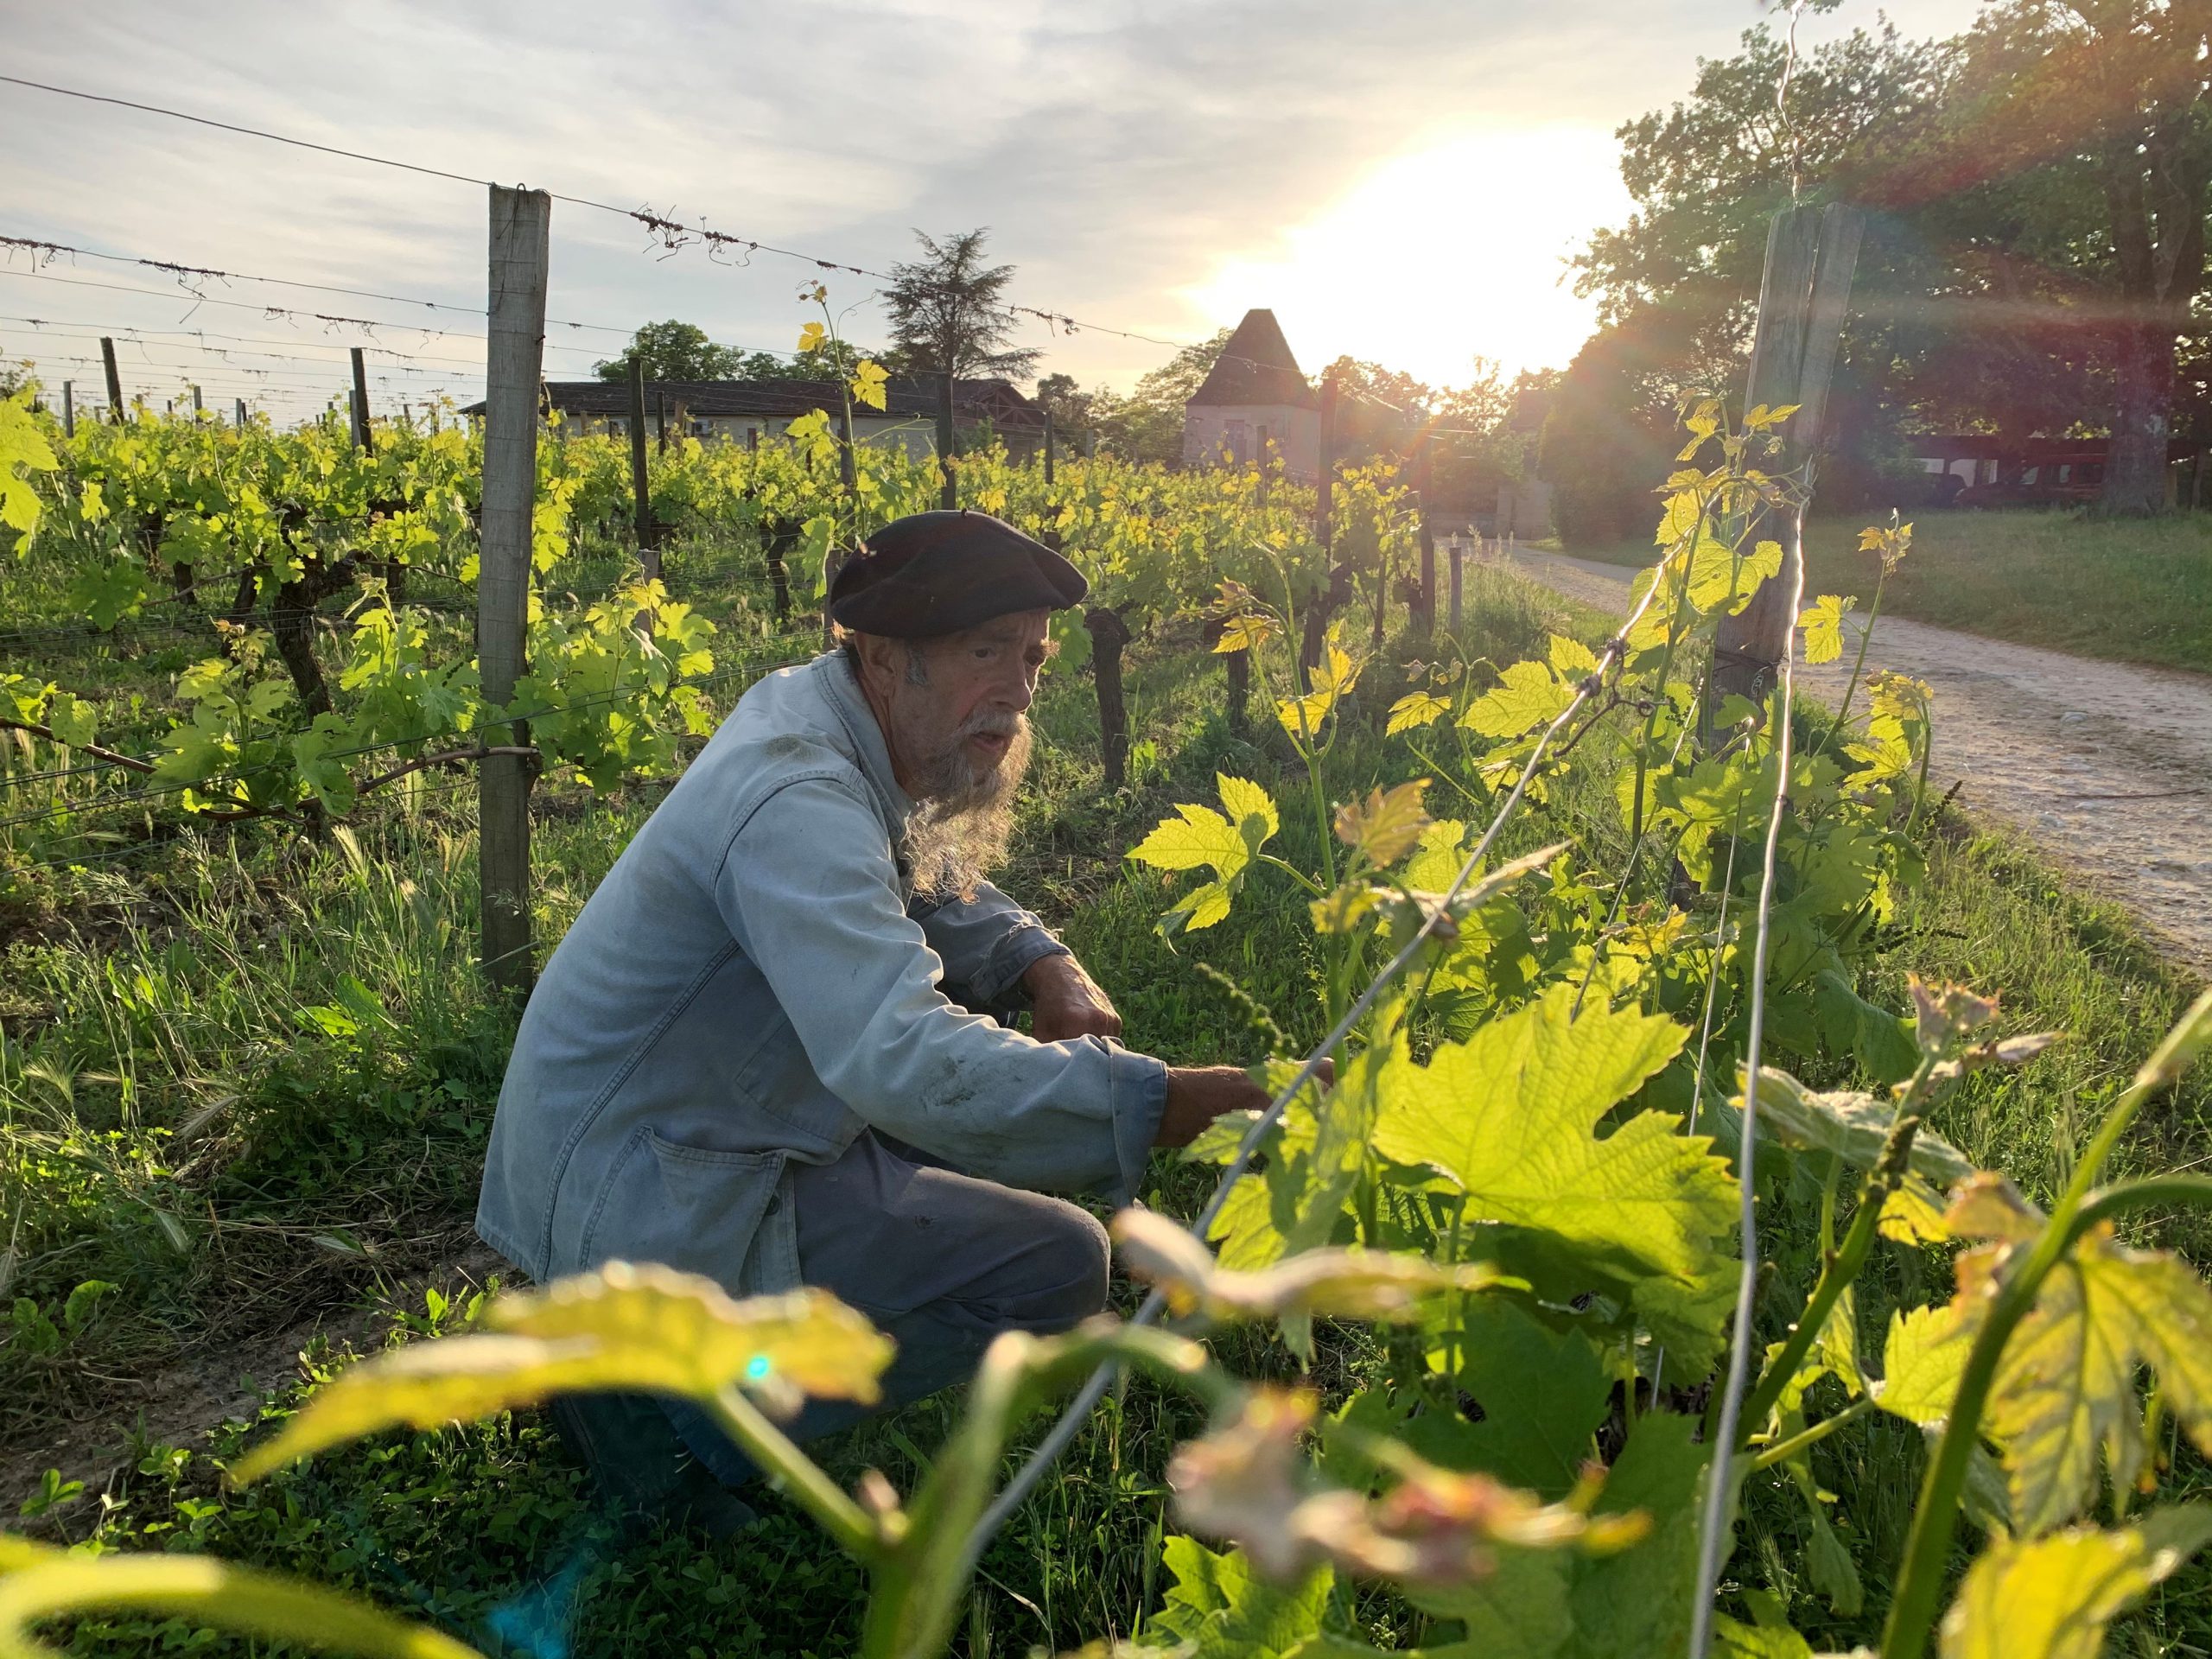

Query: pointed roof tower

[1188,308,1316,408]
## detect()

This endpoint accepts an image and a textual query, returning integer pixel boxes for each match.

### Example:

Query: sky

[0,0,1989,423]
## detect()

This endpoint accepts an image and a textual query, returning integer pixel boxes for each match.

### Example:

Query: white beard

[902,720,1032,902]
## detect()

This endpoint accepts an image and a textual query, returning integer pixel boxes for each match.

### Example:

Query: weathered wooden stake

[1707,202,1865,717]
[100,338,123,423]
[350,346,372,450]
[656,386,669,454]
[1415,446,1437,637]
[1086,606,1132,790]
[1448,537,1463,633]
[627,359,658,579]
[60,381,73,437]
[1298,371,1341,682]
[938,371,957,509]
[1083,429,1096,461]
[1043,412,1056,486]
[190,385,203,415]
[234,397,246,431]
[480,184,551,996]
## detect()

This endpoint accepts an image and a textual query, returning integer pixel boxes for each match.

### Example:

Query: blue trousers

[550,1126,1112,1503]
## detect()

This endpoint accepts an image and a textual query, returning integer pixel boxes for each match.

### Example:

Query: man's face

[864,611,1052,801]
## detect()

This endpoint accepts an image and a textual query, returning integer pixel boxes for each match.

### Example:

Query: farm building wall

[1181,402,1321,480]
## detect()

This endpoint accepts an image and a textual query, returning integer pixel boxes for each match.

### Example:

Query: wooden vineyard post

[234,397,246,431]
[627,359,658,580]
[1043,412,1056,486]
[1448,536,1463,633]
[1707,202,1863,722]
[100,337,123,423]
[829,407,861,648]
[749,427,791,626]
[656,387,669,454]
[190,385,202,416]
[1083,429,1096,461]
[1205,616,1250,741]
[1415,444,1437,638]
[1298,370,1341,683]
[1085,606,1132,790]
[938,371,957,510]
[479,183,551,997]
[350,347,372,450]
[60,382,72,438]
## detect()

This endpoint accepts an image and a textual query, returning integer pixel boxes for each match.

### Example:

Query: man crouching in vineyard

[477,509,1268,1532]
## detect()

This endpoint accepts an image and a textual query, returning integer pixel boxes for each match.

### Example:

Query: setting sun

[1184,126,1634,389]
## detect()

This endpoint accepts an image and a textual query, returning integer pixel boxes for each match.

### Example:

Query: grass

[3,532,2209,1656]
[1546,507,2212,676]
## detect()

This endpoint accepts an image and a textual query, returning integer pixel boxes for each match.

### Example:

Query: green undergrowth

[3,550,2207,1656]
[1548,508,2212,675]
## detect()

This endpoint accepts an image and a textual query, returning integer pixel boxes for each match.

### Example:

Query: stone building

[1181,308,1322,480]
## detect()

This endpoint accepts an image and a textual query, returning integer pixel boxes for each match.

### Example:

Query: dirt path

[1503,549,2212,978]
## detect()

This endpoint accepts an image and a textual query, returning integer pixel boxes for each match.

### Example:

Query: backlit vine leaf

[230,1266,891,1484]
[1151,1535,1330,1658]
[0,391,58,545]
[0,1537,486,1658]
[1736,1067,1977,1186]
[1128,773,1281,933]
[1334,779,1432,868]
[1387,690,1452,734]
[1371,986,1737,1364]
[1112,1210,1509,1323]
[1459,659,1573,740]
[1939,1505,2212,1659]
[1797,594,1853,665]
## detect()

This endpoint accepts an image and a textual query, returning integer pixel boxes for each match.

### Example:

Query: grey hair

[836,632,931,687]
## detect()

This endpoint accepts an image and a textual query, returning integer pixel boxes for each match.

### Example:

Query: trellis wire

[1686,499,1809,1659]
[960,546,1681,1569]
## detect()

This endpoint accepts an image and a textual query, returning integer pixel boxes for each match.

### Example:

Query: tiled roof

[1188,309,1315,409]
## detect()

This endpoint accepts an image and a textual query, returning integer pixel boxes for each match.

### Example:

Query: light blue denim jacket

[476,652,1168,1297]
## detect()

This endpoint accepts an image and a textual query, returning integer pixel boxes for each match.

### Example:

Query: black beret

[827,511,1088,638]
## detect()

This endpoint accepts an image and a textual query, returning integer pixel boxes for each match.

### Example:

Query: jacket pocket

[576,1128,788,1294]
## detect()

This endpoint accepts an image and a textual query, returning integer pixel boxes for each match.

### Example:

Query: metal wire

[1686,499,1808,1659]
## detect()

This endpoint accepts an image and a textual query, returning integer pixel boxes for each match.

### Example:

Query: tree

[1033,372,1094,430]
[882,230,1040,381]
[1084,328,1231,465]
[1923,1,2212,513]
[728,340,874,384]
[594,321,744,383]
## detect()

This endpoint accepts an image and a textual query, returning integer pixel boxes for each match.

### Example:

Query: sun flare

[1183,126,1634,389]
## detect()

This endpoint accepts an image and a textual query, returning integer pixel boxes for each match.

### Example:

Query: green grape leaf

[1387,690,1452,734]
[231,1266,892,1484]
[1797,594,1854,665]
[1128,774,1278,933]
[1737,1068,1977,1186]
[1153,1536,1330,1657]
[1938,1505,2212,1659]
[1446,1299,1611,1499]
[0,1544,486,1659]
[1372,986,1736,1363]
[1875,1300,1974,1429]
[1333,779,1432,867]
[1993,1235,2212,1534]
[1460,659,1573,740]
[1548,633,1600,677]
[0,391,58,544]
[42,692,98,750]
[1408,1411,1708,1659]
[1111,1209,1506,1323]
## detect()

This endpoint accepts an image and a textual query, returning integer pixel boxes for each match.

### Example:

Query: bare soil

[1,1243,506,1530]
[1505,550,2212,978]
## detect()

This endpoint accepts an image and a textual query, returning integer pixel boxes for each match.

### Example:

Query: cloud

[0,0,1992,412]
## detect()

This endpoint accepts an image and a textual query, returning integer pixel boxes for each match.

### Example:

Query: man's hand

[1154,1059,1339,1148]
[1156,1065,1273,1147]
[1025,952,1123,1044]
